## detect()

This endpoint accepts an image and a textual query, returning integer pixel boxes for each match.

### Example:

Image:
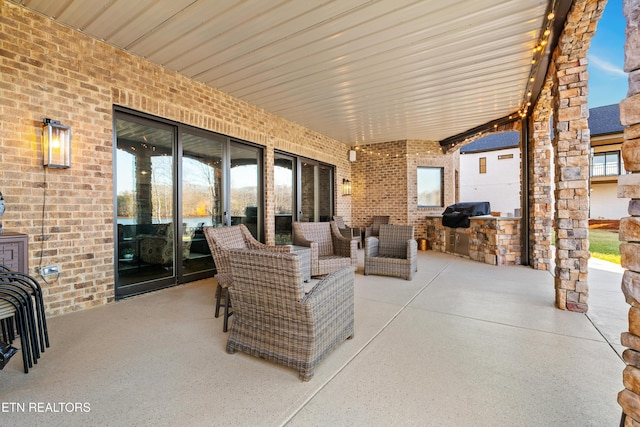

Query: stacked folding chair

[0,265,50,373]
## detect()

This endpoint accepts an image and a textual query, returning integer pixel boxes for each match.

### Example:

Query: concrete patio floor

[0,250,626,426]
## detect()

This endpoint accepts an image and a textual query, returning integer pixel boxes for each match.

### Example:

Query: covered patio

[2,0,640,424]
[0,252,626,425]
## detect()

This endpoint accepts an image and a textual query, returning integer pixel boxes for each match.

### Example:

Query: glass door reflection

[274,153,294,244]
[180,131,224,279]
[115,116,176,298]
[229,142,262,239]
[300,160,333,222]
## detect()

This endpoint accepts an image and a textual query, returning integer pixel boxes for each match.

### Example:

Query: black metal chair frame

[0,267,50,351]
[0,288,34,373]
[0,265,51,373]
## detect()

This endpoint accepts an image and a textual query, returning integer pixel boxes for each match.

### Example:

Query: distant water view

[117,217,213,229]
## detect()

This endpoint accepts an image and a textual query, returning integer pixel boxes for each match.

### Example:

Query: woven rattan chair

[333,216,362,249]
[292,221,357,277]
[364,215,390,239]
[203,224,292,332]
[226,248,354,381]
[364,224,417,280]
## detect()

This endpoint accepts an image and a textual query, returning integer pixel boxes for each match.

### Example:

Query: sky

[587,0,627,107]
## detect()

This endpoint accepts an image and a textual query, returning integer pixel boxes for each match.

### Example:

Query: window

[498,154,513,160]
[273,152,335,244]
[591,151,623,177]
[417,167,444,207]
[479,157,487,174]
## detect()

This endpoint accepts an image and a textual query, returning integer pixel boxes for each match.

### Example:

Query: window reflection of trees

[274,165,293,215]
[183,158,221,225]
[151,156,173,222]
[230,164,257,216]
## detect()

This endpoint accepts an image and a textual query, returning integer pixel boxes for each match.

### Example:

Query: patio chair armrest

[364,237,379,257]
[337,227,351,239]
[293,234,314,248]
[333,235,354,257]
[406,239,418,259]
[303,266,354,312]
[330,224,354,256]
[215,273,233,289]
[246,242,292,253]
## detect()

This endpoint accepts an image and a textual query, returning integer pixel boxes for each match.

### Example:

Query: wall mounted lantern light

[42,118,71,168]
[342,178,352,196]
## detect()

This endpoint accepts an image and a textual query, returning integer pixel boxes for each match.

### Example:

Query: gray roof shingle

[460,104,623,153]
[588,104,624,136]
[460,132,520,154]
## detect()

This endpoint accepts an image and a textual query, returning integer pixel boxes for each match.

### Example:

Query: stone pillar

[136,154,153,226]
[529,80,554,270]
[618,0,640,423]
[551,0,606,312]
[552,62,590,312]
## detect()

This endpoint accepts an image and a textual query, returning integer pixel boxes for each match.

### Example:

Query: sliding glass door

[300,160,334,222]
[180,130,224,282]
[229,142,262,239]
[115,115,177,297]
[274,153,295,244]
[273,153,334,243]
[114,109,263,298]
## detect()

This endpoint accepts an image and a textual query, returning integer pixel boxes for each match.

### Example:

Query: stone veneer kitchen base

[425,215,521,266]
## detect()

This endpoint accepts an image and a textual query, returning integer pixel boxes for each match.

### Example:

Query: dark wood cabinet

[0,232,28,273]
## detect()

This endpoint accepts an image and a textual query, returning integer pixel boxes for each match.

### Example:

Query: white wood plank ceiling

[11,0,552,145]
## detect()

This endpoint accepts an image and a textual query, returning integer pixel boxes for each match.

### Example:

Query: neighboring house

[458,104,628,220]
[459,131,521,216]
[588,104,628,219]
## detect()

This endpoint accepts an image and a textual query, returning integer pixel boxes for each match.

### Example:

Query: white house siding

[590,182,630,219]
[459,147,521,215]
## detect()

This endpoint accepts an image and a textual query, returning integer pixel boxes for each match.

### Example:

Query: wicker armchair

[364,215,390,239]
[333,215,362,249]
[364,224,417,280]
[203,224,292,332]
[292,221,357,277]
[226,248,355,381]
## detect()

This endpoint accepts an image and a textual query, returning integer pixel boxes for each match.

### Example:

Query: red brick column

[618,0,640,422]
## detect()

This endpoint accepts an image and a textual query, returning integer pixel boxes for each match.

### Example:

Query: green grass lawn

[589,228,621,264]
[551,228,621,264]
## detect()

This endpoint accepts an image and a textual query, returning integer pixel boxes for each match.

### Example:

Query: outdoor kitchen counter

[424,214,522,266]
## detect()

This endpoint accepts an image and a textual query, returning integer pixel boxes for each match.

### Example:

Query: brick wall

[0,2,351,315]
[350,140,457,237]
